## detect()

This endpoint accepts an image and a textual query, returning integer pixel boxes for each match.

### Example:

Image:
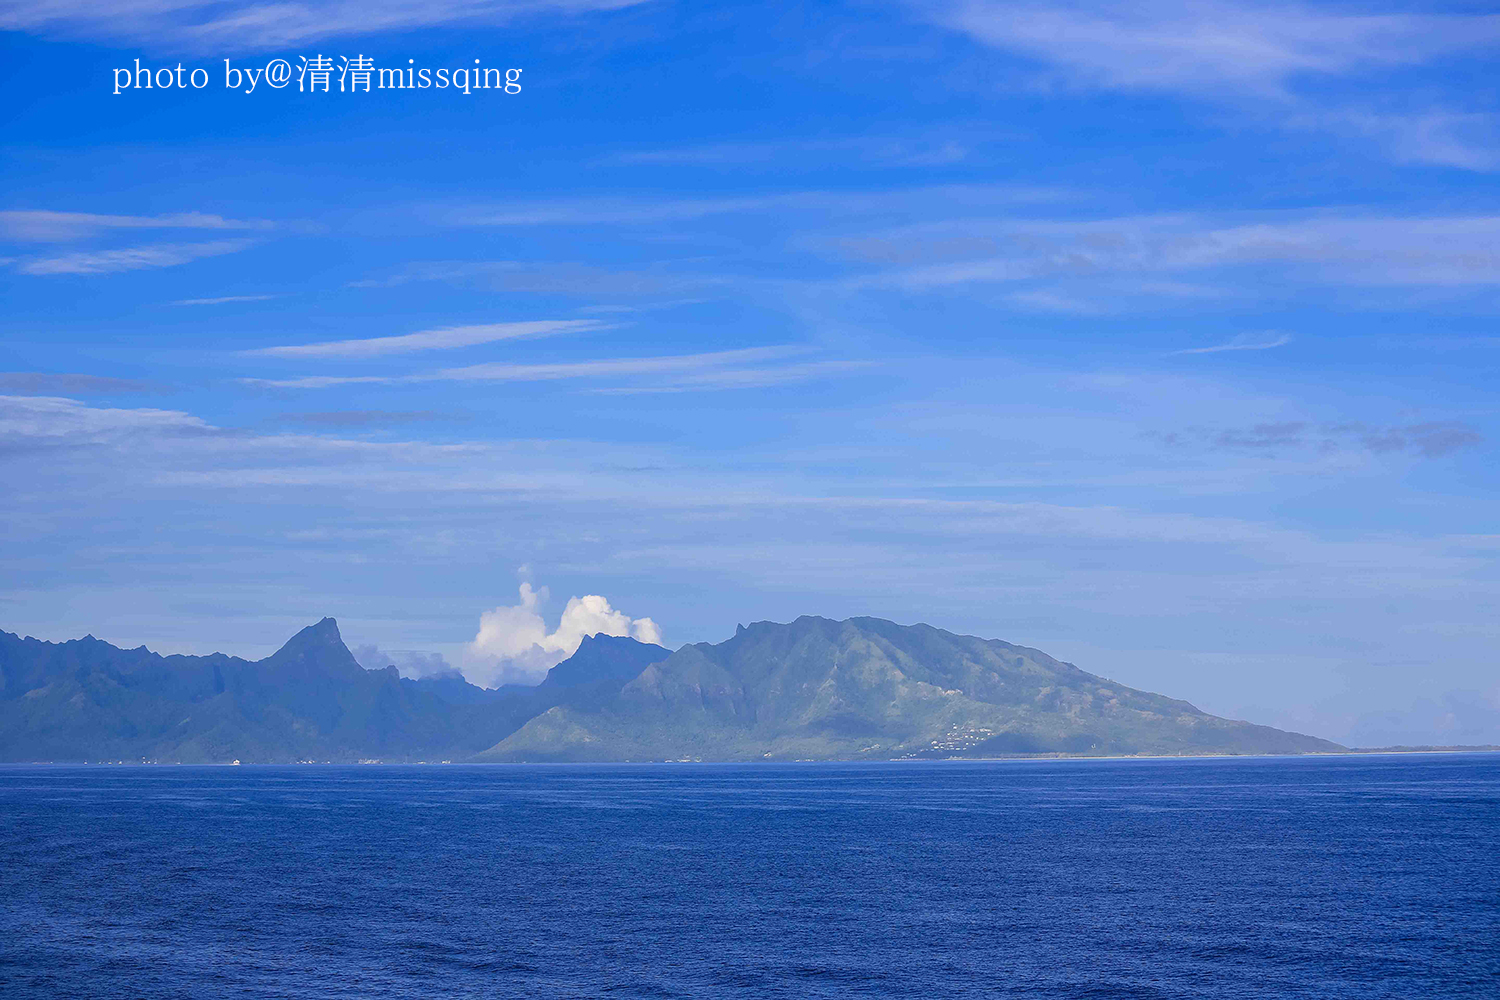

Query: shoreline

[4,747,1498,767]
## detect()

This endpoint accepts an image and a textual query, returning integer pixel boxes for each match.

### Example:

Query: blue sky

[3,0,1498,745]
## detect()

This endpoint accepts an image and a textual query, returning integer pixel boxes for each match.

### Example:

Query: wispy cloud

[276,410,452,427]
[247,319,606,359]
[430,346,812,386]
[15,240,254,275]
[1005,288,1108,315]
[608,136,971,169]
[1152,420,1484,457]
[451,196,780,227]
[852,213,1500,293]
[0,373,167,395]
[927,1,1500,168]
[0,210,275,242]
[440,184,1069,228]
[349,261,707,299]
[0,394,212,443]
[174,294,281,306]
[588,359,876,393]
[1304,108,1500,172]
[0,0,649,52]
[245,345,860,391]
[1172,333,1290,355]
[931,1,1500,100]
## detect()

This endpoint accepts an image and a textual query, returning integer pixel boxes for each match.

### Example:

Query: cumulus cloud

[463,580,663,687]
[352,644,456,679]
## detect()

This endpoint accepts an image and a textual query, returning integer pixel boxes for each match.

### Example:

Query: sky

[2,0,1498,746]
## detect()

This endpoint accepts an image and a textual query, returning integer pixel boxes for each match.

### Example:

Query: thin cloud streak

[443,184,1072,228]
[931,1,1500,99]
[587,360,877,393]
[349,260,711,300]
[1172,334,1290,355]
[0,373,167,395]
[0,210,276,241]
[174,294,281,306]
[928,1,1500,169]
[431,346,803,382]
[5,394,1490,591]
[247,320,608,359]
[246,346,829,389]
[1,0,649,52]
[607,136,972,169]
[851,213,1500,292]
[15,240,255,275]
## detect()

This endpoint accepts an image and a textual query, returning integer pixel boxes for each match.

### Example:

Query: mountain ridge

[477,615,1341,761]
[0,620,668,763]
[2,615,1343,762]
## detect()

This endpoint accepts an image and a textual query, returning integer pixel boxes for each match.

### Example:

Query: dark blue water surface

[1,755,1497,999]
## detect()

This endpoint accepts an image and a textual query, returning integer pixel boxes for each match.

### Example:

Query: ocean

[1,754,1496,998]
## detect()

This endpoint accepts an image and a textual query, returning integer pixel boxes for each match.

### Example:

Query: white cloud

[16,240,254,275]
[1304,108,1500,173]
[0,394,211,444]
[349,260,708,299]
[351,644,455,679]
[460,196,777,227]
[1172,333,1290,355]
[174,294,280,306]
[1005,288,1107,315]
[443,184,1069,228]
[608,136,971,169]
[431,346,804,383]
[0,0,649,52]
[3,375,1494,744]
[588,359,876,393]
[463,580,663,687]
[931,1,1500,99]
[247,319,605,359]
[247,345,853,391]
[927,1,1500,168]
[0,373,163,395]
[0,210,275,242]
[856,212,1500,292]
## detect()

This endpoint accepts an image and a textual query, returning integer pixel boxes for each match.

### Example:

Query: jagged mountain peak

[268,617,344,656]
[258,617,368,685]
[539,633,670,689]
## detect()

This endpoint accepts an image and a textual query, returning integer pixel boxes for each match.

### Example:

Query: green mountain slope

[0,620,668,762]
[476,616,1343,761]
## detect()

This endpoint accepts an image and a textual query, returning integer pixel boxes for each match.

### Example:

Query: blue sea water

[1,755,1497,999]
